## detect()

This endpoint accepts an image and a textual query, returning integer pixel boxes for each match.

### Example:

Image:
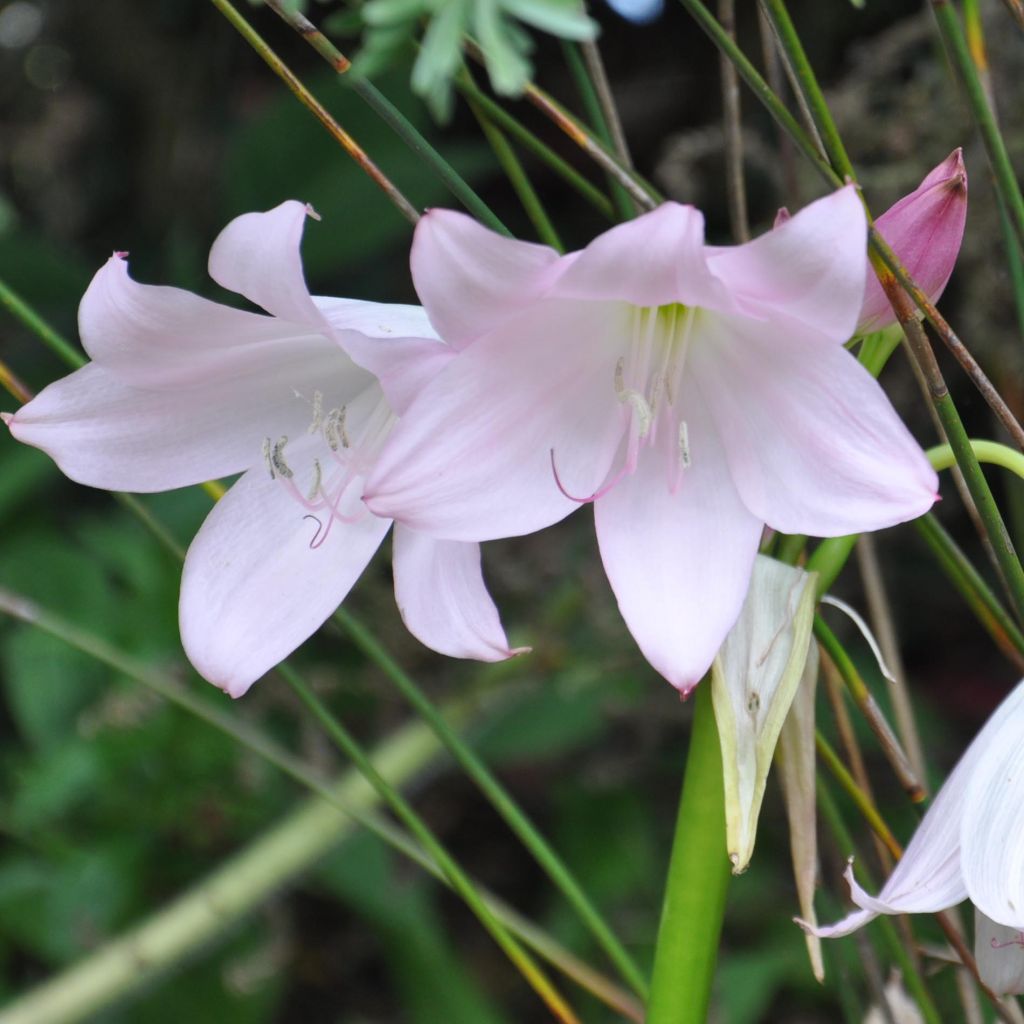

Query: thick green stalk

[334,608,649,1000]
[930,0,1024,249]
[280,668,582,1024]
[646,685,730,1024]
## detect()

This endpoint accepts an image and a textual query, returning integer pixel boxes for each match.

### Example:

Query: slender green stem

[814,731,902,861]
[914,513,1024,667]
[760,0,855,180]
[209,0,419,224]
[280,667,582,1024]
[0,701,455,1024]
[262,0,511,236]
[452,72,615,220]
[927,439,1024,482]
[814,617,923,803]
[561,41,635,220]
[930,0,1024,249]
[0,585,643,1021]
[466,93,564,249]
[676,0,837,187]
[0,277,85,368]
[647,685,730,1024]
[334,607,649,1000]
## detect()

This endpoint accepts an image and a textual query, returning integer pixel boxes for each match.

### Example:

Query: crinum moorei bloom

[6,202,520,696]
[364,186,939,692]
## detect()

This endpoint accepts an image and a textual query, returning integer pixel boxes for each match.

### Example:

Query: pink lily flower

[6,201,519,697]
[364,187,938,693]
[800,678,1024,995]
[858,148,968,334]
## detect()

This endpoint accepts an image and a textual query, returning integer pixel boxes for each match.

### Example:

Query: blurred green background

[1,1,1022,1021]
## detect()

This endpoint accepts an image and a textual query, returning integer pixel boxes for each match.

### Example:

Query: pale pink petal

[553,202,737,312]
[365,299,626,541]
[707,185,867,340]
[392,525,523,661]
[594,385,762,692]
[695,311,938,536]
[805,682,1024,940]
[318,298,452,415]
[77,257,319,387]
[975,910,1024,996]
[208,200,330,329]
[411,208,562,349]
[859,150,968,333]
[961,681,1024,928]
[8,354,373,491]
[179,464,391,697]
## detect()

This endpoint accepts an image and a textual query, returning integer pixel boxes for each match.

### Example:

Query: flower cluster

[6,153,966,699]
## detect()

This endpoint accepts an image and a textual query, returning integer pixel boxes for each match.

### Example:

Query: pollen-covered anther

[307,390,324,435]
[271,436,293,479]
[307,458,323,501]
[678,420,692,468]
[324,406,349,452]
[614,358,653,438]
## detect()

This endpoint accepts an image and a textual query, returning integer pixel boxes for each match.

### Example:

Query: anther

[614,357,653,438]
[271,436,293,479]
[324,407,349,451]
[307,458,322,501]
[262,437,275,479]
[308,390,323,435]
[678,421,691,468]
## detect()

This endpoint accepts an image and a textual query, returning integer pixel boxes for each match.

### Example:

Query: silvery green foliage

[355,0,597,119]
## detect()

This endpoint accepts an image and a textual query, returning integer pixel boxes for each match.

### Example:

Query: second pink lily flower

[365,186,940,694]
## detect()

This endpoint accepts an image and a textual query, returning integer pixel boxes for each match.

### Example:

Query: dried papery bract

[711,555,817,874]
[777,637,822,981]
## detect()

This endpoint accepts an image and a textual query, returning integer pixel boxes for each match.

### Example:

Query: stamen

[262,437,275,480]
[550,449,631,504]
[271,436,293,479]
[678,420,691,468]
[308,390,323,434]
[307,458,322,502]
[324,407,349,452]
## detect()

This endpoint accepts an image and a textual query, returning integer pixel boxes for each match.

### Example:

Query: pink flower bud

[858,148,967,333]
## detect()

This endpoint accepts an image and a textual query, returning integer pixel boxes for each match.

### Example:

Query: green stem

[334,608,649,1001]
[209,0,420,224]
[0,712,457,1024]
[452,72,615,220]
[675,0,837,187]
[466,93,564,250]
[760,0,855,180]
[561,40,635,220]
[261,1,512,236]
[647,685,730,1024]
[0,277,85,369]
[927,439,1024,481]
[930,0,1024,249]
[914,513,1024,666]
[0,584,643,1022]
[279,667,582,1024]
